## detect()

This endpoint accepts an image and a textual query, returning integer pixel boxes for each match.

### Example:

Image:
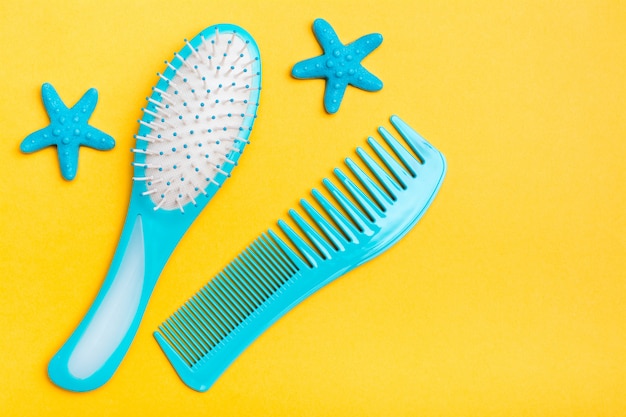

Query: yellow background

[1,0,625,415]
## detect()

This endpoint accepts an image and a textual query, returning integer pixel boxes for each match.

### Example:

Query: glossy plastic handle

[48,212,161,392]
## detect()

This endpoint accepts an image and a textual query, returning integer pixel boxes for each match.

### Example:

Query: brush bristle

[133,26,261,212]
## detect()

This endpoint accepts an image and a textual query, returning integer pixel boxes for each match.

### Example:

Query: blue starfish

[20,83,115,181]
[292,18,383,114]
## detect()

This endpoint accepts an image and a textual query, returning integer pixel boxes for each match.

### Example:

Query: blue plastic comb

[47,24,261,392]
[154,115,446,392]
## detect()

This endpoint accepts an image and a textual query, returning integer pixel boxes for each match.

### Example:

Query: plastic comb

[154,115,446,391]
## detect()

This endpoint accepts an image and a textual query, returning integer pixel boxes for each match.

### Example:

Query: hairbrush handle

[47,202,186,392]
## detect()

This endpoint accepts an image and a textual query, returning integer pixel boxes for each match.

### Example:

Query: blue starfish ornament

[20,83,115,181]
[292,18,383,114]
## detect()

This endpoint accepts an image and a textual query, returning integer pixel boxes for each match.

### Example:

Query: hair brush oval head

[48,24,261,392]
[135,25,261,212]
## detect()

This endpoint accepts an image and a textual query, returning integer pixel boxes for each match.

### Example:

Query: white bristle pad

[133,26,261,212]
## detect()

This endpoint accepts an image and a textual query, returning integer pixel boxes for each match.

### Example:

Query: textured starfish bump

[20,83,115,181]
[292,18,383,114]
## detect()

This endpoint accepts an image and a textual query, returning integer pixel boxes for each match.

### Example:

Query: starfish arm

[292,56,329,79]
[80,126,116,151]
[71,88,98,124]
[312,18,342,52]
[347,33,383,60]
[41,83,69,121]
[57,142,80,180]
[22,83,114,181]
[20,128,56,153]
[349,67,383,92]
[323,80,349,114]
[291,20,384,114]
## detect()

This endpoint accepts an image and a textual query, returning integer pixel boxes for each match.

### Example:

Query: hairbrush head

[133,25,261,212]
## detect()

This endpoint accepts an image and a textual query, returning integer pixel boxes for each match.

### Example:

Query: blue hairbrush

[48,24,261,392]
[154,115,446,391]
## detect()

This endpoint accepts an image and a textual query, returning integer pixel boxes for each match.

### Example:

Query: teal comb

[154,115,446,392]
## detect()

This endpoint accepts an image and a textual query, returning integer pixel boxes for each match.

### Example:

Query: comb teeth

[155,115,446,391]
[158,234,299,367]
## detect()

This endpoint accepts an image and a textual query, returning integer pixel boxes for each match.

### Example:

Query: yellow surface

[1,0,625,415]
